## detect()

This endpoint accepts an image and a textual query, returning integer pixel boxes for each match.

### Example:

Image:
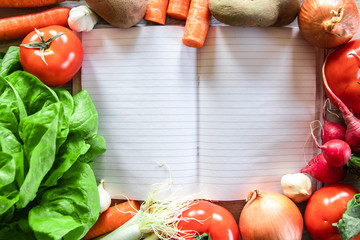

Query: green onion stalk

[99,184,202,240]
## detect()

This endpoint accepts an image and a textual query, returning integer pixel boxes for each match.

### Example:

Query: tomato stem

[348,50,360,60]
[20,28,63,65]
[195,233,211,240]
[347,51,360,77]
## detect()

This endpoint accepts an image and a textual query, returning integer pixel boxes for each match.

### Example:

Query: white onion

[298,0,359,49]
[239,189,303,240]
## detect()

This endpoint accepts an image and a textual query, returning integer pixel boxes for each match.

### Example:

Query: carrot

[82,200,140,240]
[167,0,191,20]
[0,0,65,7]
[0,7,70,41]
[182,0,211,48]
[144,0,169,25]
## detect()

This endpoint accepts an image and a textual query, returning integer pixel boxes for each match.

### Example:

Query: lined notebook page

[81,26,319,201]
[81,26,199,200]
[198,26,318,200]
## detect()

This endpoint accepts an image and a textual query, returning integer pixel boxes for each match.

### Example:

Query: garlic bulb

[68,5,98,32]
[281,173,313,203]
[98,179,111,213]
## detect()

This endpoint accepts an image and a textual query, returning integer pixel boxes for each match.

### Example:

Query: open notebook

[80,25,322,201]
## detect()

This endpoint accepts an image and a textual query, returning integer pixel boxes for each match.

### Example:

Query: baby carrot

[167,0,191,21]
[0,0,65,7]
[0,7,70,41]
[182,0,211,48]
[82,200,140,240]
[144,0,169,25]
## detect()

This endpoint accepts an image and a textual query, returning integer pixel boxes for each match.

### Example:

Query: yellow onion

[298,0,359,49]
[239,189,303,240]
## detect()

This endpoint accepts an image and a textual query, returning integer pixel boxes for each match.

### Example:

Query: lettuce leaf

[41,134,90,188]
[336,193,360,240]
[0,46,106,239]
[0,46,22,77]
[70,89,99,139]
[29,162,99,240]
[17,101,60,208]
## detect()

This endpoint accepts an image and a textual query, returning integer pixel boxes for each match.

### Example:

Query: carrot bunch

[144,0,211,48]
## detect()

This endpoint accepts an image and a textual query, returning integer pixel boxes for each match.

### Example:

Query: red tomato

[176,200,239,240]
[19,25,83,87]
[305,183,360,240]
[324,39,360,117]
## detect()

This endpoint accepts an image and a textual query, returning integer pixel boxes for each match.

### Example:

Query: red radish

[321,101,346,143]
[319,139,351,167]
[300,153,347,184]
[323,59,360,153]
[311,124,351,167]
[321,121,346,143]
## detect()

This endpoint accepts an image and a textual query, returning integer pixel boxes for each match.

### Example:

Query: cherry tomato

[324,39,360,117]
[19,25,83,87]
[304,183,360,240]
[176,200,239,240]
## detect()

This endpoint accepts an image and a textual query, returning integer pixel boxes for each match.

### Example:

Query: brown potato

[209,0,301,27]
[86,0,146,28]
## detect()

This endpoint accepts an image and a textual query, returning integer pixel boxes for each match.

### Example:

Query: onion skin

[239,189,303,240]
[298,0,359,49]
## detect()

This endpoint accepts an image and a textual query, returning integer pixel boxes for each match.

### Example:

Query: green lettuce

[335,193,360,239]
[29,162,100,240]
[0,46,106,239]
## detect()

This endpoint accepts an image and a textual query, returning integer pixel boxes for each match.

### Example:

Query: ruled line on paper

[96,158,197,163]
[95,155,198,159]
[199,146,312,151]
[198,151,312,157]
[199,156,309,164]
[100,180,199,186]
[92,167,199,172]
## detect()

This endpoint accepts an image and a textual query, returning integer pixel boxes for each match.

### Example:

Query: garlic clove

[68,5,98,32]
[98,179,111,213]
[281,173,313,203]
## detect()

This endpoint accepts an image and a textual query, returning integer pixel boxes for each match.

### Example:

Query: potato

[85,0,146,28]
[272,0,301,26]
[209,0,301,27]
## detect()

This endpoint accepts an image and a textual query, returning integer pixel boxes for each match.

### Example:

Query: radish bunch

[300,137,351,184]
[300,60,360,184]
